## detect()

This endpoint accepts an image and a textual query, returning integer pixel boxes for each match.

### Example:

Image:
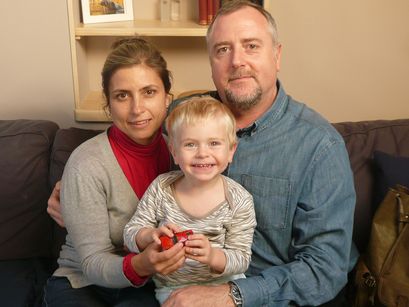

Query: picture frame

[81,0,134,24]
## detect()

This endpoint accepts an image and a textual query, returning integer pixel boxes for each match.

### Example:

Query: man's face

[207,6,282,112]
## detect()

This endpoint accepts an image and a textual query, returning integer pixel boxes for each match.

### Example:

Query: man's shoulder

[287,98,343,143]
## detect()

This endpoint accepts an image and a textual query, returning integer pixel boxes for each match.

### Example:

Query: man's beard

[225,85,262,111]
[224,70,262,111]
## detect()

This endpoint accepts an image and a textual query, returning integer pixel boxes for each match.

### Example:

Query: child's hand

[136,223,180,250]
[185,234,226,273]
[152,223,181,245]
[184,234,216,265]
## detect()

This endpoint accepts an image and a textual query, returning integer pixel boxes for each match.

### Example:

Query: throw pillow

[373,150,409,208]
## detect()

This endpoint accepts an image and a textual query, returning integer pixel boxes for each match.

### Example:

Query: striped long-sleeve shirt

[124,170,256,288]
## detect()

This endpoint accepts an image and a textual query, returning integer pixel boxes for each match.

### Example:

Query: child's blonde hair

[166,96,237,149]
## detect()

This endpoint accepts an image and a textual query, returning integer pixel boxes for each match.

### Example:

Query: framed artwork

[81,0,134,24]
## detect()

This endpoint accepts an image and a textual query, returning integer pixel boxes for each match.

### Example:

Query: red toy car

[160,230,193,251]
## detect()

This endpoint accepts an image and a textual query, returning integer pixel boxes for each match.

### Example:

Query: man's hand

[47,181,65,227]
[162,284,234,307]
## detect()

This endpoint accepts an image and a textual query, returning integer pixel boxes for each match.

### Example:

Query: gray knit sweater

[54,131,137,288]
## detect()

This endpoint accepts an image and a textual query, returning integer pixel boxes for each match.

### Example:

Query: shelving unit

[67,0,270,122]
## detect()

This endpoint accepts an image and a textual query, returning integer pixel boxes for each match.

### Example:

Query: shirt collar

[250,80,288,135]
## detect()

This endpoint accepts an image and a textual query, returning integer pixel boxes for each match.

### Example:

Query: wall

[273,0,409,122]
[0,1,107,129]
[0,0,408,129]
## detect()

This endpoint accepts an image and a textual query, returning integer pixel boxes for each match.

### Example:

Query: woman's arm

[60,161,132,288]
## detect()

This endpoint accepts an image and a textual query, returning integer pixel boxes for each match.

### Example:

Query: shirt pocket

[240,175,291,230]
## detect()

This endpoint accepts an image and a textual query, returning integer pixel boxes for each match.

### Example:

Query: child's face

[170,118,236,184]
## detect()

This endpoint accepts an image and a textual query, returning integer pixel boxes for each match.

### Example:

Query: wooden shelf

[75,19,208,38]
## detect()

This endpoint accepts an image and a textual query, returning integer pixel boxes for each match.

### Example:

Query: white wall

[1,0,408,129]
[0,1,108,129]
[272,0,409,122]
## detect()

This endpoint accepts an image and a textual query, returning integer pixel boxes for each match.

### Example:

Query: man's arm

[47,181,65,227]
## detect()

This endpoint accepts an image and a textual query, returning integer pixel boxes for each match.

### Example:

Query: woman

[43,38,185,306]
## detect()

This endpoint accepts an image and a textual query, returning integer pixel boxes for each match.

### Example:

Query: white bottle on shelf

[170,0,180,21]
[160,0,170,22]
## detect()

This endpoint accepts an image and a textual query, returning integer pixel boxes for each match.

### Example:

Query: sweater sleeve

[61,159,132,288]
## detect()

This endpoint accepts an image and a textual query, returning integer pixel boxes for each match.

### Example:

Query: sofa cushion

[373,150,409,206]
[0,258,50,307]
[333,119,409,252]
[0,120,59,260]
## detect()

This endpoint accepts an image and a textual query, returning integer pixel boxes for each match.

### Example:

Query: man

[48,1,358,306]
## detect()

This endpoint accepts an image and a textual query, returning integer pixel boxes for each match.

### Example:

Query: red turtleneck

[108,125,171,199]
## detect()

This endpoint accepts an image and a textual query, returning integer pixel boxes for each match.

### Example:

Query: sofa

[1,118,409,306]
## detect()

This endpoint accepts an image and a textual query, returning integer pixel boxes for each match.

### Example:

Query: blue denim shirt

[172,81,358,306]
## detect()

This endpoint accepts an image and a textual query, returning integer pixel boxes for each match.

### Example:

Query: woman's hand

[185,233,226,273]
[132,240,186,276]
[47,181,65,227]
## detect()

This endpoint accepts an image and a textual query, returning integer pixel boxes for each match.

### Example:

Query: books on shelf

[198,0,221,25]
[160,0,265,26]
[199,0,264,25]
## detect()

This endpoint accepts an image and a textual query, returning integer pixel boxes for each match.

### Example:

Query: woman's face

[108,64,170,145]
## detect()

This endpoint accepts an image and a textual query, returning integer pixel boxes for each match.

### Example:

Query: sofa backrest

[5,118,405,261]
[0,120,59,260]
